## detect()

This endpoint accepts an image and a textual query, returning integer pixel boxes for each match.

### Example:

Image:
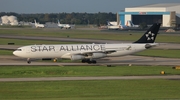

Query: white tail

[126,20,134,27]
[126,20,140,27]
[128,20,134,27]
[34,20,37,24]
[57,20,60,24]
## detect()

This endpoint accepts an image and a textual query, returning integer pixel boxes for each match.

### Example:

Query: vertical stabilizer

[34,20,37,24]
[134,23,161,43]
[57,20,60,24]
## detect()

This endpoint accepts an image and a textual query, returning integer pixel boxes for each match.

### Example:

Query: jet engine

[71,55,85,60]
[92,53,106,59]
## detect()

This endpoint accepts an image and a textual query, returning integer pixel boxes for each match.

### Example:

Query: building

[117,3,180,27]
[1,15,19,26]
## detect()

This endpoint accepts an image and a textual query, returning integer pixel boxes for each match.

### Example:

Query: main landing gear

[27,58,31,64]
[82,59,97,64]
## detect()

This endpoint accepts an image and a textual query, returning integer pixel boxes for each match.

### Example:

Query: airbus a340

[13,23,161,64]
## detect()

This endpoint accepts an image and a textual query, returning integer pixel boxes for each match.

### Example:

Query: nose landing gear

[27,58,31,64]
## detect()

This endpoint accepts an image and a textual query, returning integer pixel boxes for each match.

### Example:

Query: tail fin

[129,20,134,27]
[126,20,134,27]
[118,20,121,26]
[34,20,37,24]
[134,23,161,43]
[107,21,112,26]
[57,20,60,24]
[126,21,128,26]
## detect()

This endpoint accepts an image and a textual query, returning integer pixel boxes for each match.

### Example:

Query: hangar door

[132,15,162,25]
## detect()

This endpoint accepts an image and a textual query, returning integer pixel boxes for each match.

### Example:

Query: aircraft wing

[61,50,116,58]
[61,45,131,59]
[76,50,116,57]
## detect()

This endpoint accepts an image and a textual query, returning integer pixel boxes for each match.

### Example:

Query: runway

[0,75,180,82]
[0,55,180,66]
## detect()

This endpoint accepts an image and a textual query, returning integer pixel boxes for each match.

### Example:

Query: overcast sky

[0,0,180,13]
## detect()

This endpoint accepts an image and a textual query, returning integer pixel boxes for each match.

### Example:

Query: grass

[0,79,180,100]
[0,38,83,45]
[0,65,180,100]
[0,50,13,55]
[134,49,180,58]
[0,65,179,78]
[0,28,180,43]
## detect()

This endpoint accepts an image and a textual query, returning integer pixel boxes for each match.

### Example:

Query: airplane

[57,20,71,29]
[107,21,121,30]
[13,23,161,64]
[34,20,45,28]
[126,20,139,27]
[107,21,129,30]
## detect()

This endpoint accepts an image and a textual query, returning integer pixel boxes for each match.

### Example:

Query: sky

[0,0,180,14]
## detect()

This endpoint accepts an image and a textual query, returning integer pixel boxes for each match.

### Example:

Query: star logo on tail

[146,31,155,40]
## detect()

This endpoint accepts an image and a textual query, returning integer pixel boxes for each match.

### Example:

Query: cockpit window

[16,49,22,51]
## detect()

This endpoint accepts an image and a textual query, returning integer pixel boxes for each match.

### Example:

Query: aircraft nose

[13,51,17,56]
[13,50,21,56]
[13,47,25,57]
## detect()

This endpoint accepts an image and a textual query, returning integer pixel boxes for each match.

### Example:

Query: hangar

[117,3,180,27]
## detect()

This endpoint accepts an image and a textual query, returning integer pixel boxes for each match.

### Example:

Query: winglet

[134,23,161,43]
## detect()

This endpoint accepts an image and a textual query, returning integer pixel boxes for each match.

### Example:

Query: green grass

[0,38,83,45]
[0,65,179,100]
[0,50,13,55]
[135,49,180,58]
[1,28,180,43]
[0,66,179,78]
[0,79,180,100]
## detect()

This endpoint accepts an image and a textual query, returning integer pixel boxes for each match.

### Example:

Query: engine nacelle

[92,53,106,59]
[71,55,85,61]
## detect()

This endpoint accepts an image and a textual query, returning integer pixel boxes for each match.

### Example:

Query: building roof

[134,3,180,8]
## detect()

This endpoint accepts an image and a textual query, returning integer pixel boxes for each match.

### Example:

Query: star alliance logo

[146,31,155,40]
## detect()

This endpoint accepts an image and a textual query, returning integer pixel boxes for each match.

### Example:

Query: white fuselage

[35,23,45,28]
[58,24,71,29]
[13,43,149,59]
[107,25,120,30]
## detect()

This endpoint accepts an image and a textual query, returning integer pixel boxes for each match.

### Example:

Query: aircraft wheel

[82,59,90,63]
[82,59,86,63]
[87,60,96,64]
[27,60,31,64]
[27,58,31,64]
[87,61,92,64]
[92,60,97,64]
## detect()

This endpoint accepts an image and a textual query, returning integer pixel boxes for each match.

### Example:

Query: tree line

[0,12,116,26]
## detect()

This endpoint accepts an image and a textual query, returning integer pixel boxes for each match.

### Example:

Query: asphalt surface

[0,55,180,66]
[0,75,180,82]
